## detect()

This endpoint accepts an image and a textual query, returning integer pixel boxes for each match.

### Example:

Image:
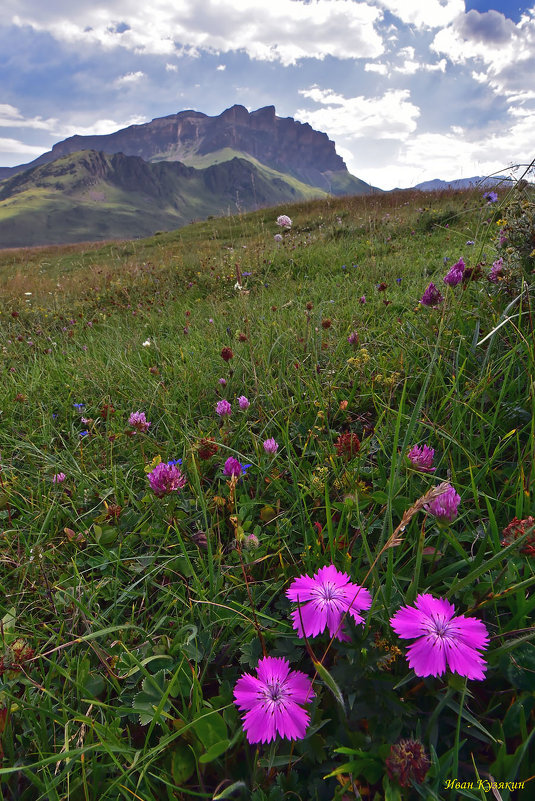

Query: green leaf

[171,743,196,785]
[193,710,228,749]
[212,780,247,799]
[198,738,230,764]
[313,659,345,711]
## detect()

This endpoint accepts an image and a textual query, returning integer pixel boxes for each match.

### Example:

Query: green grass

[0,185,534,801]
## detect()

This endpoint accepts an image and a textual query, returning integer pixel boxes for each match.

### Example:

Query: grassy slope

[0,187,533,800]
[0,151,329,248]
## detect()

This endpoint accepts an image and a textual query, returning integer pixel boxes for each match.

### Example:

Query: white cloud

[8,0,384,65]
[432,9,535,98]
[0,137,47,157]
[115,71,145,85]
[365,62,388,74]
[165,62,178,71]
[0,104,57,131]
[216,64,226,71]
[296,85,420,140]
[376,0,464,29]
[352,111,535,190]
[57,116,147,137]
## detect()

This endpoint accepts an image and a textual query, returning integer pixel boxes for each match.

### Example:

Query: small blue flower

[167,459,182,466]
[79,430,89,437]
[241,463,253,475]
[466,240,475,246]
[73,403,85,409]
[341,264,347,270]
[242,271,252,277]
[396,278,402,284]
[443,257,449,265]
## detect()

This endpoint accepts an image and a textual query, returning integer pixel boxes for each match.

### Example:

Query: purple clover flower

[223,457,242,477]
[276,214,292,229]
[443,257,465,287]
[390,594,489,679]
[147,461,186,497]
[407,444,436,473]
[129,411,151,432]
[52,472,66,483]
[263,438,278,455]
[424,483,461,522]
[234,656,314,744]
[286,564,372,641]
[488,257,504,283]
[238,395,250,410]
[420,283,444,308]
[216,399,232,417]
[347,331,359,346]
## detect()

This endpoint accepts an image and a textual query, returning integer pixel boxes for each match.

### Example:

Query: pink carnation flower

[424,483,460,522]
[234,655,314,744]
[216,399,232,417]
[407,444,435,473]
[390,594,489,680]
[147,462,186,497]
[129,411,151,432]
[286,564,372,641]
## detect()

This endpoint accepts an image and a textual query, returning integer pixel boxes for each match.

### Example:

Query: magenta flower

[407,444,436,473]
[238,395,250,410]
[443,257,465,286]
[129,411,151,432]
[218,378,227,386]
[347,331,359,346]
[223,456,242,477]
[286,565,372,641]
[263,437,278,455]
[390,594,489,680]
[147,462,186,497]
[424,483,460,522]
[488,257,504,283]
[359,295,366,304]
[52,472,66,483]
[216,399,232,417]
[233,656,314,744]
[420,283,444,307]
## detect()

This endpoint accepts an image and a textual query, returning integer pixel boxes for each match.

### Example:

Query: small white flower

[142,339,151,347]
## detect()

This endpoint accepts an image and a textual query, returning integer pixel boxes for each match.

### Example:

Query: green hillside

[0,150,329,247]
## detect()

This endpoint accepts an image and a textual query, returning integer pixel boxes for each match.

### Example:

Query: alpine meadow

[0,175,534,801]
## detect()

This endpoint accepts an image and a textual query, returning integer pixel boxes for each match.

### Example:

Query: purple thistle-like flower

[420,283,444,307]
[129,411,151,432]
[359,295,366,304]
[263,438,279,455]
[238,395,250,410]
[233,655,314,744]
[390,594,489,680]
[216,399,232,417]
[483,191,498,203]
[286,564,372,641]
[147,462,186,497]
[424,483,460,522]
[347,331,359,346]
[443,257,465,286]
[223,457,243,477]
[407,444,436,473]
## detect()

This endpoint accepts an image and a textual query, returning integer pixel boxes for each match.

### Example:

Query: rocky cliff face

[2,105,347,181]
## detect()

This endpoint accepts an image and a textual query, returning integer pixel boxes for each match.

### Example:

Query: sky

[1,0,534,190]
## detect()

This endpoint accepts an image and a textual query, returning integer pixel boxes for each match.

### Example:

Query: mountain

[412,175,513,192]
[0,105,378,247]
